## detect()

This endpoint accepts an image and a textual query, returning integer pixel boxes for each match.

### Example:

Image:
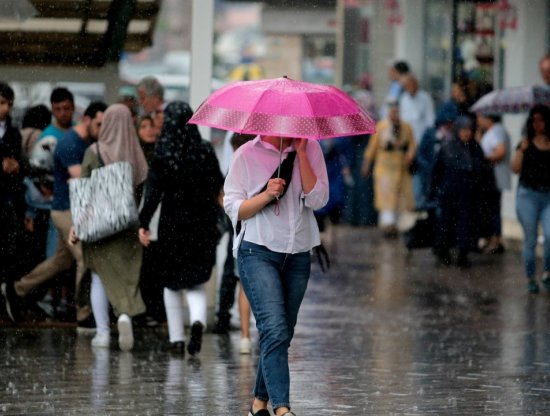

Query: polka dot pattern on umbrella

[191,104,375,139]
[188,77,376,139]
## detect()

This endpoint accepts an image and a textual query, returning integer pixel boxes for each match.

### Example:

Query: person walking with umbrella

[189,76,374,415]
[224,134,328,416]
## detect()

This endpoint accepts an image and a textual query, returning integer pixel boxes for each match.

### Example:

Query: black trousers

[216,222,239,327]
[139,242,167,322]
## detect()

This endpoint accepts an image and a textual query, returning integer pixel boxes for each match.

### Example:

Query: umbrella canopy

[470,85,550,115]
[188,76,376,139]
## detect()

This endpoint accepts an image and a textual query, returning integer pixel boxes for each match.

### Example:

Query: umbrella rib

[240,81,281,135]
[303,92,320,139]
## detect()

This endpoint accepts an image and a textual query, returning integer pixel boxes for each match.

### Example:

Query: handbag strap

[95,142,105,167]
[259,151,297,206]
[235,151,297,234]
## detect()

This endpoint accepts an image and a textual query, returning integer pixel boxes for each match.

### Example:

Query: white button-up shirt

[399,90,435,143]
[224,136,329,257]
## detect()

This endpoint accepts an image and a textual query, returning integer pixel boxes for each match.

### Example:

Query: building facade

[340,0,550,237]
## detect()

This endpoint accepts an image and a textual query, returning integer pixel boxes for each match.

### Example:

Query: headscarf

[453,115,475,136]
[93,103,148,185]
[451,116,478,170]
[434,102,459,127]
[153,101,203,173]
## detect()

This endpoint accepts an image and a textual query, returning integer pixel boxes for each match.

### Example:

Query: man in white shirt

[399,74,435,208]
[399,75,435,144]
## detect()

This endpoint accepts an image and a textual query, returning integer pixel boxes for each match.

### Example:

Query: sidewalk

[1,225,550,415]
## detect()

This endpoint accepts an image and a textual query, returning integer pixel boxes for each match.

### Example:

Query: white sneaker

[117,314,134,351]
[91,332,111,348]
[239,337,252,354]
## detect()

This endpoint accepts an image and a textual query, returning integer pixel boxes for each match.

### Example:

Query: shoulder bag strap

[235,150,297,234]
[259,151,297,206]
[95,142,105,167]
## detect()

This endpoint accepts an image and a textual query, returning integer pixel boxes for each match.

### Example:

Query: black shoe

[528,279,540,294]
[248,408,271,416]
[77,313,96,334]
[169,341,185,356]
[187,321,204,355]
[1,282,21,322]
[383,226,399,239]
[211,321,229,335]
[456,256,471,268]
[435,250,451,267]
[133,313,159,328]
[542,274,550,292]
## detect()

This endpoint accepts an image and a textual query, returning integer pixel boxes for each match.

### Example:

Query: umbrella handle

[277,137,283,178]
[275,137,282,201]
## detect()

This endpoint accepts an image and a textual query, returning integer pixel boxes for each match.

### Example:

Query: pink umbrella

[188,76,376,139]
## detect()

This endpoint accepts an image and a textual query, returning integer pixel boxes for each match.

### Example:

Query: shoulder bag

[69,144,138,242]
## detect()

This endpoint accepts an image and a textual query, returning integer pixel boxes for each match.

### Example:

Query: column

[394,0,426,77]
[190,0,214,142]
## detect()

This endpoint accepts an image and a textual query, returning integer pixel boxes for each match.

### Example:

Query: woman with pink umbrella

[190,76,374,415]
[224,134,328,416]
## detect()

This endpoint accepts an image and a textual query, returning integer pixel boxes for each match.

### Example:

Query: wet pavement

[2,225,550,415]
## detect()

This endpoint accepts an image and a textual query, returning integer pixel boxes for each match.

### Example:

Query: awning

[0,0,161,67]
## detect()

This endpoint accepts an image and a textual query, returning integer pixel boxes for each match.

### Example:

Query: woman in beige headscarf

[362,100,416,237]
[78,103,149,351]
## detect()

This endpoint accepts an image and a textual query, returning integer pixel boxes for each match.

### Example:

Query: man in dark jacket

[0,82,26,303]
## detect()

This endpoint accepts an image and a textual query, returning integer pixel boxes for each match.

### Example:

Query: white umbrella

[470,85,550,115]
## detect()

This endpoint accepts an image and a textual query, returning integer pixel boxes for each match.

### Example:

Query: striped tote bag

[69,160,138,242]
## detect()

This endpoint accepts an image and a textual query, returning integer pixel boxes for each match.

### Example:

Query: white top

[224,136,329,257]
[221,130,235,176]
[480,123,511,191]
[399,90,435,143]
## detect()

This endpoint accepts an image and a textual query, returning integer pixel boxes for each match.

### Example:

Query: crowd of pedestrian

[0,78,227,355]
[360,55,550,286]
[0,54,549,361]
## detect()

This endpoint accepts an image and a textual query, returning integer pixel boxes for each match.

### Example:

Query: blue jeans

[238,241,311,411]
[516,185,550,278]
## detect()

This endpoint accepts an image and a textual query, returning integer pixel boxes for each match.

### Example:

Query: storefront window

[454,1,498,100]
[302,36,336,85]
[424,0,453,106]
